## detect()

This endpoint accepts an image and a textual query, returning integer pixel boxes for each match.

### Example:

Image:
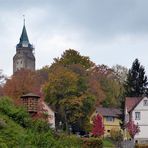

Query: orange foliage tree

[3,69,40,100]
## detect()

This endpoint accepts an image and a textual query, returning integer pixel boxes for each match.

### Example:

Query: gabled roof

[125,97,143,113]
[96,107,121,117]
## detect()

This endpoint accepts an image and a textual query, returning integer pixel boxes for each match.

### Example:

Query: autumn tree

[44,65,95,131]
[53,49,95,69]
[92,114,104,137]
[36,66,50,85]
[125,59,148,97]
[3,69,40,100]
[88,65,124,107]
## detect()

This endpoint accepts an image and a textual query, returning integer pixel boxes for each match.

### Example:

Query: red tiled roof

[96,107,121,117]
[125,97,142,113]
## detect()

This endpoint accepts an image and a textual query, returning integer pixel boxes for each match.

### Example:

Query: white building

[125,97,148,143]
[42,101,55,129]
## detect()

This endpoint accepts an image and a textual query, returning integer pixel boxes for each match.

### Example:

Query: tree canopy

[53,49,95,69]
[44,64,95,131]
[3,69,40,100]
[43,49,99,131]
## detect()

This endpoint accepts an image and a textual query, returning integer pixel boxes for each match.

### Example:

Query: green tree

[101,78,124,107]
[53,49,94,69]
[124,58,148,97]
[44,65,95,131]
[88,65,124,107]
[44,50,97,132]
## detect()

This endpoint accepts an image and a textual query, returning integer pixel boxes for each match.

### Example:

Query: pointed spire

[20,24,29,43]
[16,17,33,49]
[19,16,30,46]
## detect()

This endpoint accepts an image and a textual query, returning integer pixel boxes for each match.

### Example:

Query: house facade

[41,101,55,129]
[91,107,121,136]
[125,97,148,143]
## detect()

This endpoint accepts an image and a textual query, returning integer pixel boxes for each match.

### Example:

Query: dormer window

[143,100,148,106]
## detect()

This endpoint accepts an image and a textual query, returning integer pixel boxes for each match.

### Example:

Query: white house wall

[133,97,148,139]
[42,102,55,129]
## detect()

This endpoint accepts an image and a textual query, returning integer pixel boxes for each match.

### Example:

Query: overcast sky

[1,0,148,76]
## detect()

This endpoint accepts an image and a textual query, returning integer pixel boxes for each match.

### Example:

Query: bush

[31,119,51,132]
[0,119,6,129]
[0,97,32,127]
[82,137,103,148]
[58,135,82,148]
[110,128,123,141]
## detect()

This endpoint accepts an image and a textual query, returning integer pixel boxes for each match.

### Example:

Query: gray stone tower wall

[13,47,35,73]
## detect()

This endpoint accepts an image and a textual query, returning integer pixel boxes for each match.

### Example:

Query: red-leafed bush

[126,120,140,138]
[92,114,104,137]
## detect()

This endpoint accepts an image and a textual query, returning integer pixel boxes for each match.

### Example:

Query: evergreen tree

[125,58,148,97]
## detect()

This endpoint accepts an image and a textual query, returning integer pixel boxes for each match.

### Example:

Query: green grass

[103,138,115,148]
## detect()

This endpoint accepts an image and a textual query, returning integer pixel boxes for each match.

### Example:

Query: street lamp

[69,125,72,135]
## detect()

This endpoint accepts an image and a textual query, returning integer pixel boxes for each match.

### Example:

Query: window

[143,100,148,106]
[135,112,140,120]
[106,116,114,122]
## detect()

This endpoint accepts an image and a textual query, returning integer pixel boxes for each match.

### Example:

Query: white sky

[1,0,148,76]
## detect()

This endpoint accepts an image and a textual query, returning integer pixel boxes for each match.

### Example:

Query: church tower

[13,21,35,73]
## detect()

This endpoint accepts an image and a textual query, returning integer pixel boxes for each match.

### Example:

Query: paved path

[121,140,134,148]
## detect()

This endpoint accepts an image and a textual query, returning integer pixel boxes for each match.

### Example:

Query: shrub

[58,135,82,148]
[110,128,123,141]
[31,119,51,132]
[91,114,104,137]
[0,119,6,129]
[0,97,32,127]
[82,137,103,148]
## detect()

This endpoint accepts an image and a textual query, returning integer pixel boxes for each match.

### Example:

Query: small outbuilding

[20,93,40,113]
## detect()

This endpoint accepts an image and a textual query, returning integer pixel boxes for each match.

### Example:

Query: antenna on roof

[23,14,25,25]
